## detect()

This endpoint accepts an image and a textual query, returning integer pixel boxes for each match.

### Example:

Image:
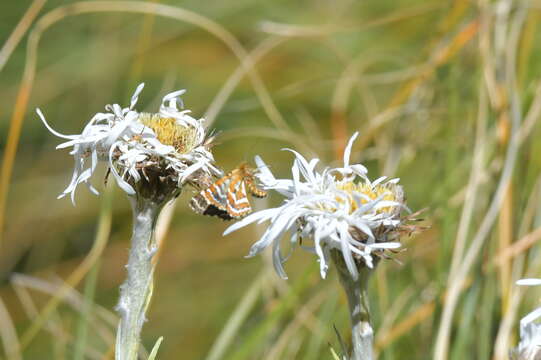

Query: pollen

[139,113,199,154]
[336,181,397,214]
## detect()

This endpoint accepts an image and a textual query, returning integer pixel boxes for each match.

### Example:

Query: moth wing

[202,176,229,211]
[226,180,252,219]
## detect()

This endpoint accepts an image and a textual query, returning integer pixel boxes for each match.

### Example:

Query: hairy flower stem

[115,196,165,360]
[332,251,374,360]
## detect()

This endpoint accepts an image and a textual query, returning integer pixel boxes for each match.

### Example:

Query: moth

[190,162,267,220]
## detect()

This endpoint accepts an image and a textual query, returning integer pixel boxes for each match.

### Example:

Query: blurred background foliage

[1,0,541,359]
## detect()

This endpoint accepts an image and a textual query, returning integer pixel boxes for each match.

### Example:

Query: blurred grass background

[1,0,541,359]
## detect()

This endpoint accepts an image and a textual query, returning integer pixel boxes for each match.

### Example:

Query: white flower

[224,132,406,280]
[514,279,541,360]
[39,83,221,203]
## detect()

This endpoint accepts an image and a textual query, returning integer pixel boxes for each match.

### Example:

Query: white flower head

[224,132,410,280]
[513,279,541,360]
[39,83,221,204]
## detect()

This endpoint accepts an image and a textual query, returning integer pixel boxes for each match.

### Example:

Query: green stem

[332,251,374,360]
[115,197,163,360]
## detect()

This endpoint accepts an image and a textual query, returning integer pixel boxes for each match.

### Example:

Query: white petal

[308,158,319,173]
[112,104,123,117]
[336,229,358,280]
[350,164,368,177]
[160,90,190,118]
[108,144,135,195]
[283,148,317,183]
[352,220,375,243]
[517,278,541,286]
[521,307,541,332]
[223,208,279,236]
[367,242,401,249]
[343,132,359,167]
[254,155,276,185]
[272,239,288,279]
[180,162,205,183]
[291,157,301,196]
[313,226,328,279]
[261,209,298,244]
[371,176,387,187]
[130,83,145,109]
[162,89,186,107]
[37,108,77,140]
[247,209,296,257]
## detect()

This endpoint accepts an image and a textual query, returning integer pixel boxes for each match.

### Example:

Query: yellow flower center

[335,181,397,214]
[139,113,199,154]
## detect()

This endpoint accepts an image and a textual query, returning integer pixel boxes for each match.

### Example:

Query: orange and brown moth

[190,162,267,220]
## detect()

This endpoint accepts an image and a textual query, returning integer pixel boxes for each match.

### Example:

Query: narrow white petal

[112,104,122,117]
[291,158,301,195]
[337,230,358,280]
[180,161,204,183]
[162,89,187,111]
[308,158,319,172]
[350,164,368,177]
[163,89,187,103]
[108,144,135,195]
[272,240,288,279]
[223,208,278,236]
[130,83,145,109]
[520,307,541,332]
[87,183,100,195]
[367,242,401,249]
[343,132,359,167]
[321,246,331,278]
[353,221,375,243]
[259,209,298,246]
[371,176,387,187]
[37,108,77,140]
[246,227,276,257]
[517,278,541,286]
[283,148,317,183]
[254,155,277,185]
[313,226,328,279]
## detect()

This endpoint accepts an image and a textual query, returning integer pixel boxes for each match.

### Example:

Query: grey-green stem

[115,197,164,360]
[332,251,374,360]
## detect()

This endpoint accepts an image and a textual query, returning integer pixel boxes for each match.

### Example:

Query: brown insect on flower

[190,162,267,220]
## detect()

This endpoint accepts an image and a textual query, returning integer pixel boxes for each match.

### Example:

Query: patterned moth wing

[190,163,267,220]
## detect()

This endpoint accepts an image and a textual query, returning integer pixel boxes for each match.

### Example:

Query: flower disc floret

[139,113,200,154]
